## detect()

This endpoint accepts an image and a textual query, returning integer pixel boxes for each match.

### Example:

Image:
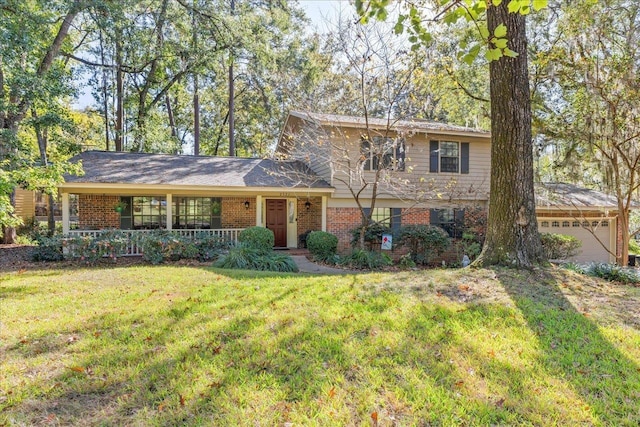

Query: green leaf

[503,48,519,58]
[493,0,503,5]
[508,1,521,13]
[494,38,508,49]
[485,48,503,61]
[394,22,404,34]
[494,23,507,38]
[479,26,490,39]
[532,0,548,11]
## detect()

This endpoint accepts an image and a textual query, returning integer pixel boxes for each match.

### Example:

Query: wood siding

[14,188,35,220]
[326,127,491,202]
[279,115,332,182]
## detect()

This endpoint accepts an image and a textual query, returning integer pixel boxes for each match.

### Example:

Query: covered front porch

[60,190,331,249]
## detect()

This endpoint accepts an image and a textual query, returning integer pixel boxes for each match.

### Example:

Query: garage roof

[536,183,618,209]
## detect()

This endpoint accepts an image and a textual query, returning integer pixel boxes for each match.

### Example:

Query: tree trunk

[2,190,18,244]
[115,32,124,152]
[47,194,56,236]
[474,3,544,267]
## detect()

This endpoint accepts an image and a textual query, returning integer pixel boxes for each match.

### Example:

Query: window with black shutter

[430,208,465,238]
[429,141,470,174]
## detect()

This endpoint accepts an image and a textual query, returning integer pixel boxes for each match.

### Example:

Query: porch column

[321,196,327,232]
[61,192,70,235]
[256,195,263,226]
[165,194,173,230]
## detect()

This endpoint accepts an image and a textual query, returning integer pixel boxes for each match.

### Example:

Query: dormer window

[361,136,405,172]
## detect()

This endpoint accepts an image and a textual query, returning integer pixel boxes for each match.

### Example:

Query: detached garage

[536,183,619,263]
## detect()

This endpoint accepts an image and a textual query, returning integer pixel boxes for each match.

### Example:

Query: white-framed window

[371,207,392,226]
[430,140,470,174]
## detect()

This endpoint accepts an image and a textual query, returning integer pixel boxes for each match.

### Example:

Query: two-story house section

[277,111,492,250]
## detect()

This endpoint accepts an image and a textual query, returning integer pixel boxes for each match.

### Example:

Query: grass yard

[1,265,640,426]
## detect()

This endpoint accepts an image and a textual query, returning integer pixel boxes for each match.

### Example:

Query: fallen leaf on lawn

[371,411,378,423]
[179,395,185,406]
[436,291,443,297]
[495,398,505,408]
[145,336,152,341]
[69,366,85,373]
[328,387,336,398]
[158,403,166,412]
[488,350,496,358]
[458,285,470,292]
[18,268,27,274]
[93,332,101,338]
[454,380,464,388]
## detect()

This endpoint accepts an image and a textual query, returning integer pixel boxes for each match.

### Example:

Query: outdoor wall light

[244,200,250,209]
[304,200,311,210]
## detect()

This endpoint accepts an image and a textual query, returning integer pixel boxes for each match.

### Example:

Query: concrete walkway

[291,255,357,274]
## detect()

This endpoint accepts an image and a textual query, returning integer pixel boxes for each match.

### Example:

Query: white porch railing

[66,228,244,256]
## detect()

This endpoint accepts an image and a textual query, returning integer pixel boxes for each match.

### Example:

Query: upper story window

[361,136,405,172]
[430,141,469,174]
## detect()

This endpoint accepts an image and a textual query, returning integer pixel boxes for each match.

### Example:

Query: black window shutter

[396,139,405,171]
[363,208,371,223]
[429,208,439,225]
[391,208,402,234]
[454,208,465,238]
[361,139,371,171]
[461,142,470,174]
[430,141,439,173]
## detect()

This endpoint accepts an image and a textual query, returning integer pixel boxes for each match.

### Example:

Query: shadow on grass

[495,267,640,423]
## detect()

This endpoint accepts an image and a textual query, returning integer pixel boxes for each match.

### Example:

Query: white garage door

[538,218,613,263]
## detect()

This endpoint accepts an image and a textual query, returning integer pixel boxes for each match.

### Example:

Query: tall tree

[0,0,84,242]
[357,0,546,267]
[533,0,640,265]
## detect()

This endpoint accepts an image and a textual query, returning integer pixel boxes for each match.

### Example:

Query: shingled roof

[64,151,332,189]
[535,183,618,209]
[287,110,490,138]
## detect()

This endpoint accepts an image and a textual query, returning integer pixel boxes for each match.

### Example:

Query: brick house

[56,111,622,263]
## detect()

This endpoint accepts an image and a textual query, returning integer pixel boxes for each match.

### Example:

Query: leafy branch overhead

[356,0,553,63]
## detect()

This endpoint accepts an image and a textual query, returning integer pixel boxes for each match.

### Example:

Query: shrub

[629,239,640,255]
[398,254,416,269]
[306,231,339,262]
[350,222,392,250]
[137,231,188,264]
[585,263,640,284]
[460,231,482,260]
[540,233,582,260]
[191,233,230,261]
[238,227,274,253]
[396,225,450,265]
[31,236,64,262]
[340,249,392,269]
[214,244,298,272]
[65,230,129,264]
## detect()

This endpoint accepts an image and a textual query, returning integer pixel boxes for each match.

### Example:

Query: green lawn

[2,265,640,426]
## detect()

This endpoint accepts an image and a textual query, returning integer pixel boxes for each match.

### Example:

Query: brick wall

[221,197,256,228]
[326,207,362,251]
[296,197,322,243]
[78,194,121,229]
[401,208,430,225]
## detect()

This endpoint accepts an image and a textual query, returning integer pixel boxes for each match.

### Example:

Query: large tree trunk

[474,3,544,267]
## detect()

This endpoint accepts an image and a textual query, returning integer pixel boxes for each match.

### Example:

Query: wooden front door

[266,199,287,247]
